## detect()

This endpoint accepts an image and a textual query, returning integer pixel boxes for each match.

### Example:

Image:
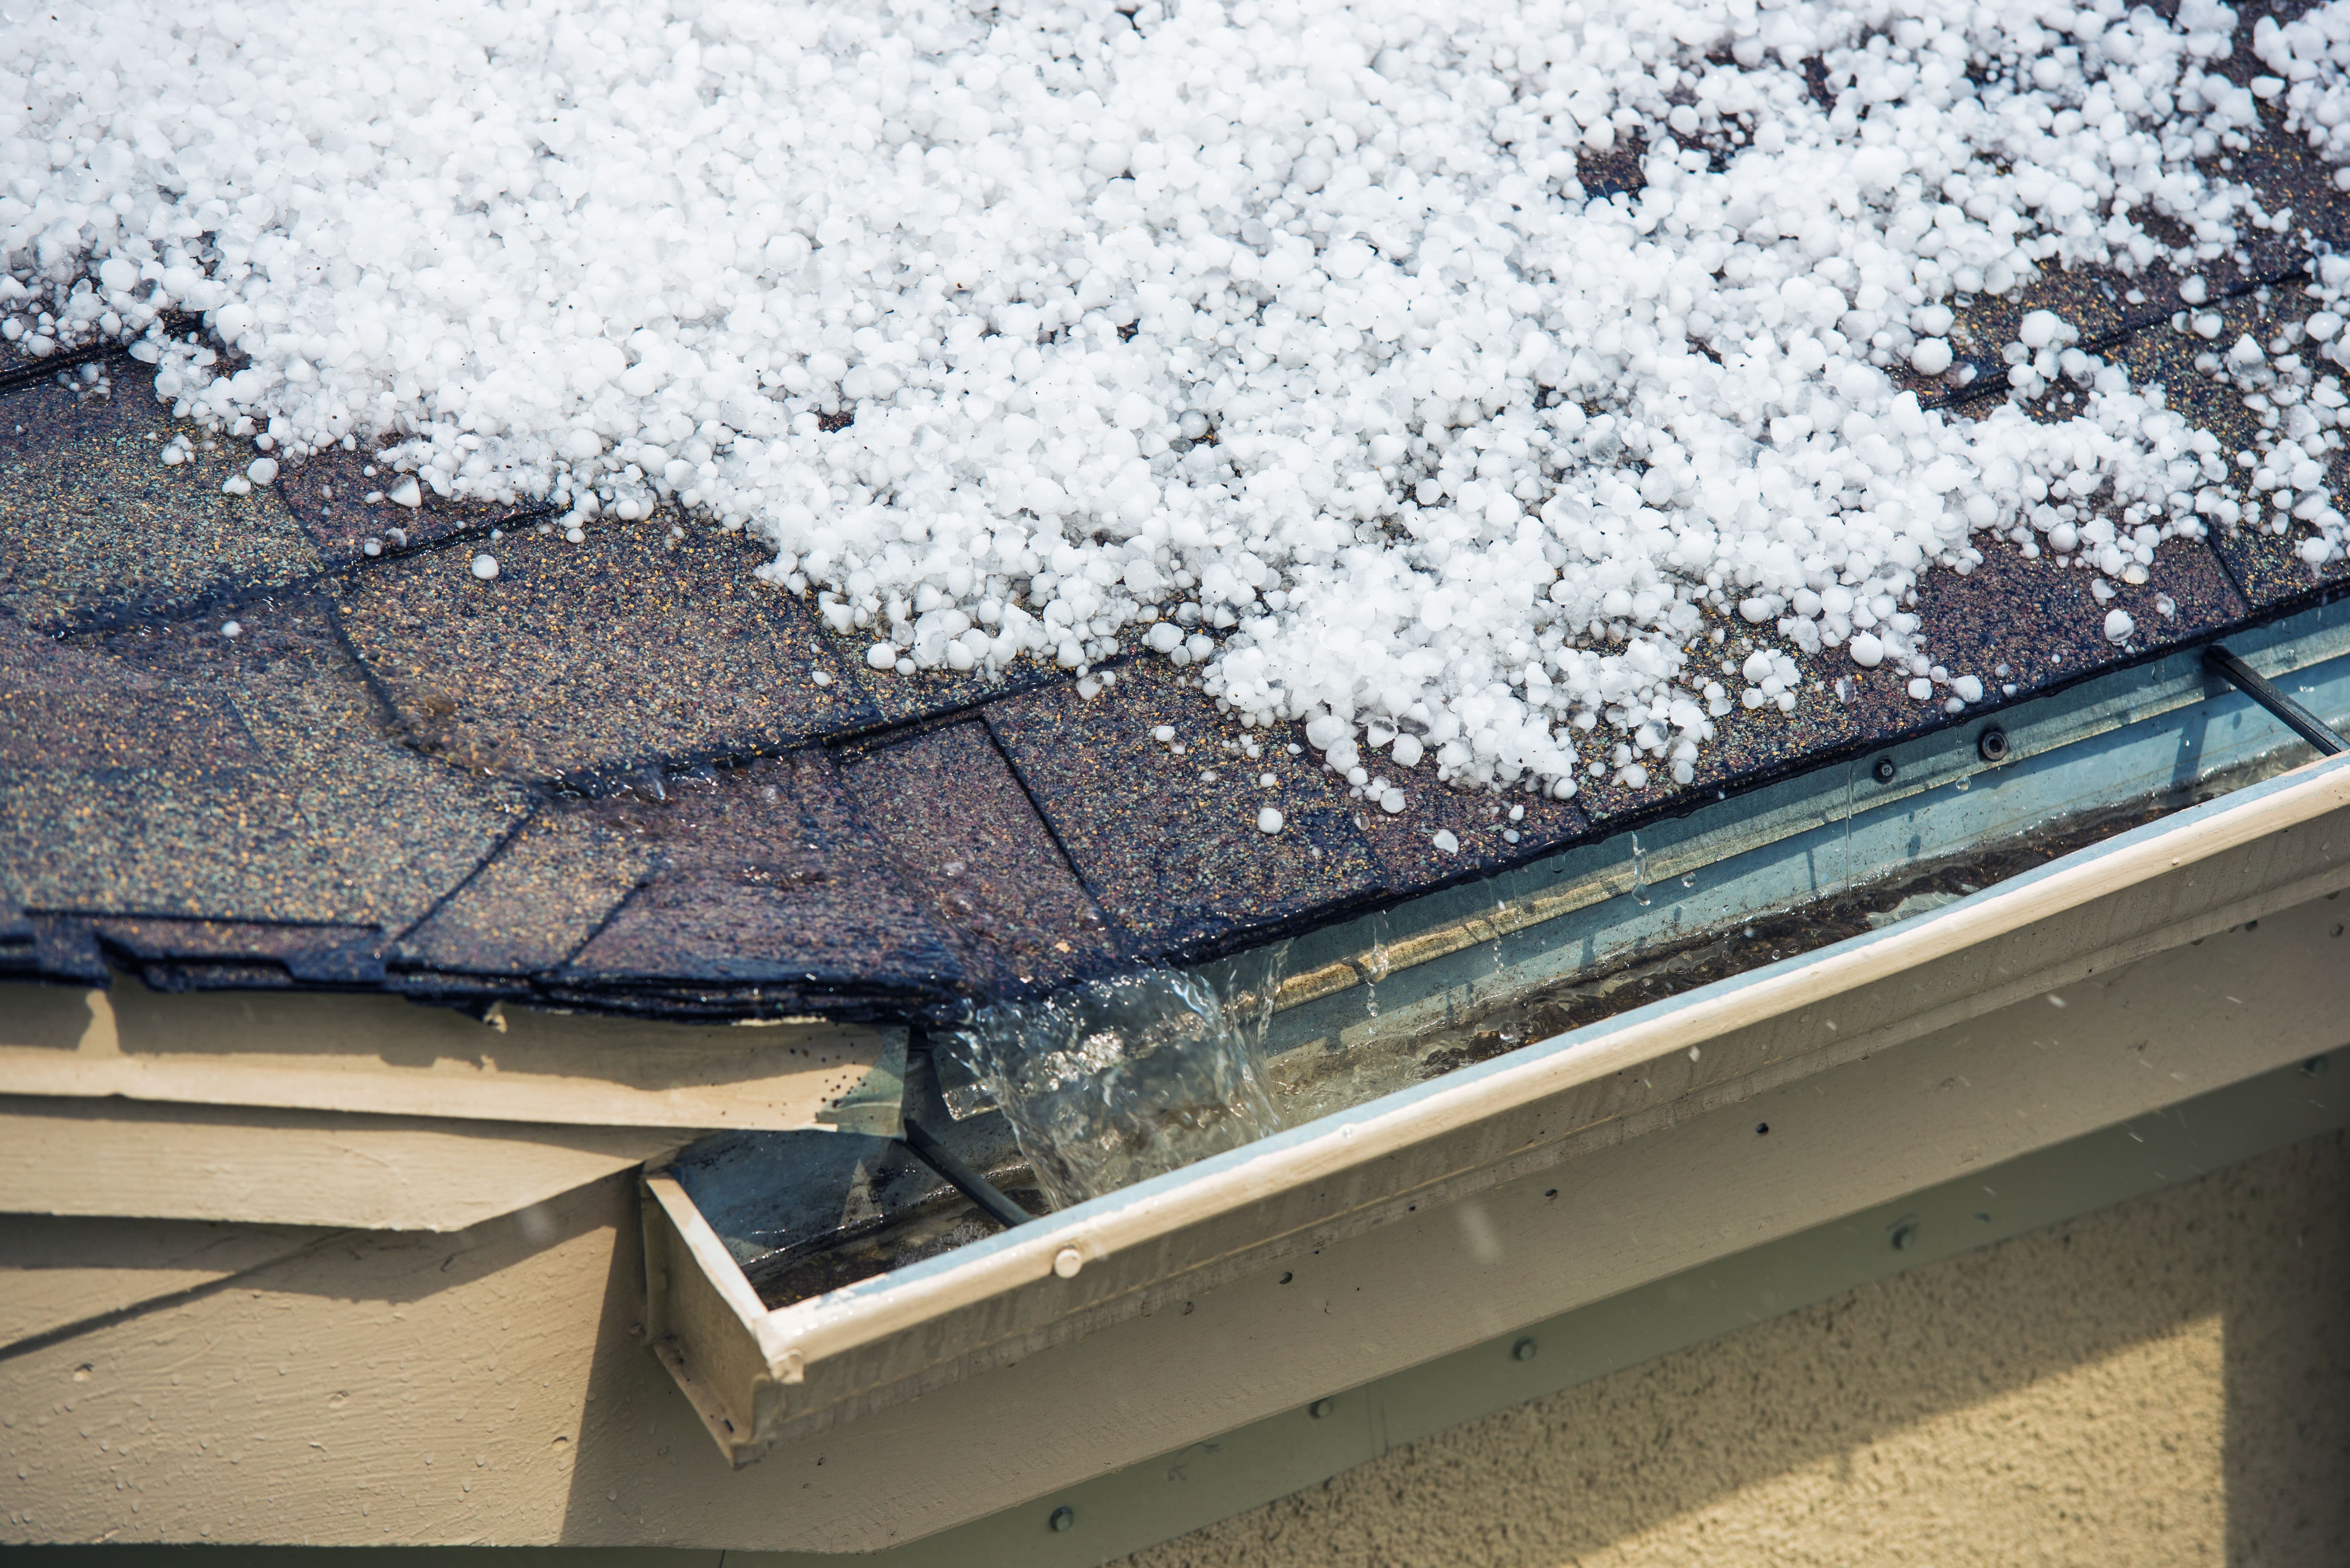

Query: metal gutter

[790,1047,2349,1568]
[1265,598,2350,1031]
[643,729,2350,1471]
[626,875,2348,1549]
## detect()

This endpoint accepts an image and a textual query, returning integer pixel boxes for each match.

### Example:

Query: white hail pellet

[471,554,499,581]
[0,0,2312,796]
[1257,806,1284,834]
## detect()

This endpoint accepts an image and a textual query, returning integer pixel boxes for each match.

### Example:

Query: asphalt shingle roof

[5,25,2350,1022]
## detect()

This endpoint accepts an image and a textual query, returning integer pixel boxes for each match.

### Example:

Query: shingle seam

[377,796,550,971]
[525,849,664,983]
[532,672,1075,798]
[2,480,546,645]
[314,581,430,762]
[973,665,1156,969]
[32,577,315,643]
[2204,516,2265,612]
[1923,254,2320,416]
[0,341,125,398]
[805,665,1075,753]
[293,490,558,569]
[32,907,385,929]
[822,740,1016,1005]
[0,313,214,400]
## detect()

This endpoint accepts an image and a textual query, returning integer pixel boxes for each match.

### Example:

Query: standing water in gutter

[947,948,1289,1211]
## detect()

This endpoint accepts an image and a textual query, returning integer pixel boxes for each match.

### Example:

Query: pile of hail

[4,0,2347,807]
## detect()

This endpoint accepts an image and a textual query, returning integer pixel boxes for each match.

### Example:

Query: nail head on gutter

[1309,1398,1337,1419]
[1977,726,2011,764]
[1873,755,1898,784]
[1512,1337,1539,1362]
[1050,1506,1075,1533]
[1053,1247,1083,1279]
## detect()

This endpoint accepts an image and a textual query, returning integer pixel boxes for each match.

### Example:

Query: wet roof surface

[6,39,2350,1021]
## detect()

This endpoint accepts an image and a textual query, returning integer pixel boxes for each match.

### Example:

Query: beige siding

[1126,1131,2350,1568]
[3,1133,2343,1559]
[0,1095,694,1230]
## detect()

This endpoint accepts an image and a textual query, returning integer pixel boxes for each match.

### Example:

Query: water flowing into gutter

[945,945,1290,1211]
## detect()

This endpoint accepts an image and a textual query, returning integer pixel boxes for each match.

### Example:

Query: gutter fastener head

[1309,1398,1337,1419]
[1512,1337,1539,1362]
[1872,756,1898,784]
[1053,1247,1084,1279]
[1977,726,2011,764]
[1049,1506,1075,1533]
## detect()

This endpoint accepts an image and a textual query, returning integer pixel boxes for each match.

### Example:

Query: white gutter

[645,746,2350,1466]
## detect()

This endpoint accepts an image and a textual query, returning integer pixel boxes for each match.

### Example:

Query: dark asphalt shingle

[0,371,319,632]
[1,594,529,929]
[2110,281,2350,616]
[559,749,970,1015]
[986,657,1386,961]
[6,74,2349,1015]
[331,520,880,783]
[837,718,1120,996]
[276,441,543,569]
[394,802,658,978]
[93,916,388,989]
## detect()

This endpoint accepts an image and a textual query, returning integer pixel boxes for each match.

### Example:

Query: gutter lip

[758,747,2350,1368]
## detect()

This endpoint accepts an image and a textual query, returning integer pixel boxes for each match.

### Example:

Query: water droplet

[1362,911,1392,985]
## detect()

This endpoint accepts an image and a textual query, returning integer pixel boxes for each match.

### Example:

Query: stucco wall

[1128,1128,2350,1568]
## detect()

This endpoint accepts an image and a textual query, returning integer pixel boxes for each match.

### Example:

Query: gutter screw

[1050,1507,1075,1533]
[1512,1337,1539,1362]
[1872,756,1898,784]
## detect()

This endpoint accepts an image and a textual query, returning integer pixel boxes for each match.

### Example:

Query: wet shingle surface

[332,522,879,784]
[1880,535,2246,724]
[92,916,387,991]
[2,611,339,923]
[393,802,657,980]
[822,620,1068,729]
[78,594,532,927]
[558,750,970,1018]
[986,658,1385,962]
[838,719,1119,996]
[1353,772,1590,889]
[0,367,319,631]
[276,442,542,569]
[7,57,2350,1019]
